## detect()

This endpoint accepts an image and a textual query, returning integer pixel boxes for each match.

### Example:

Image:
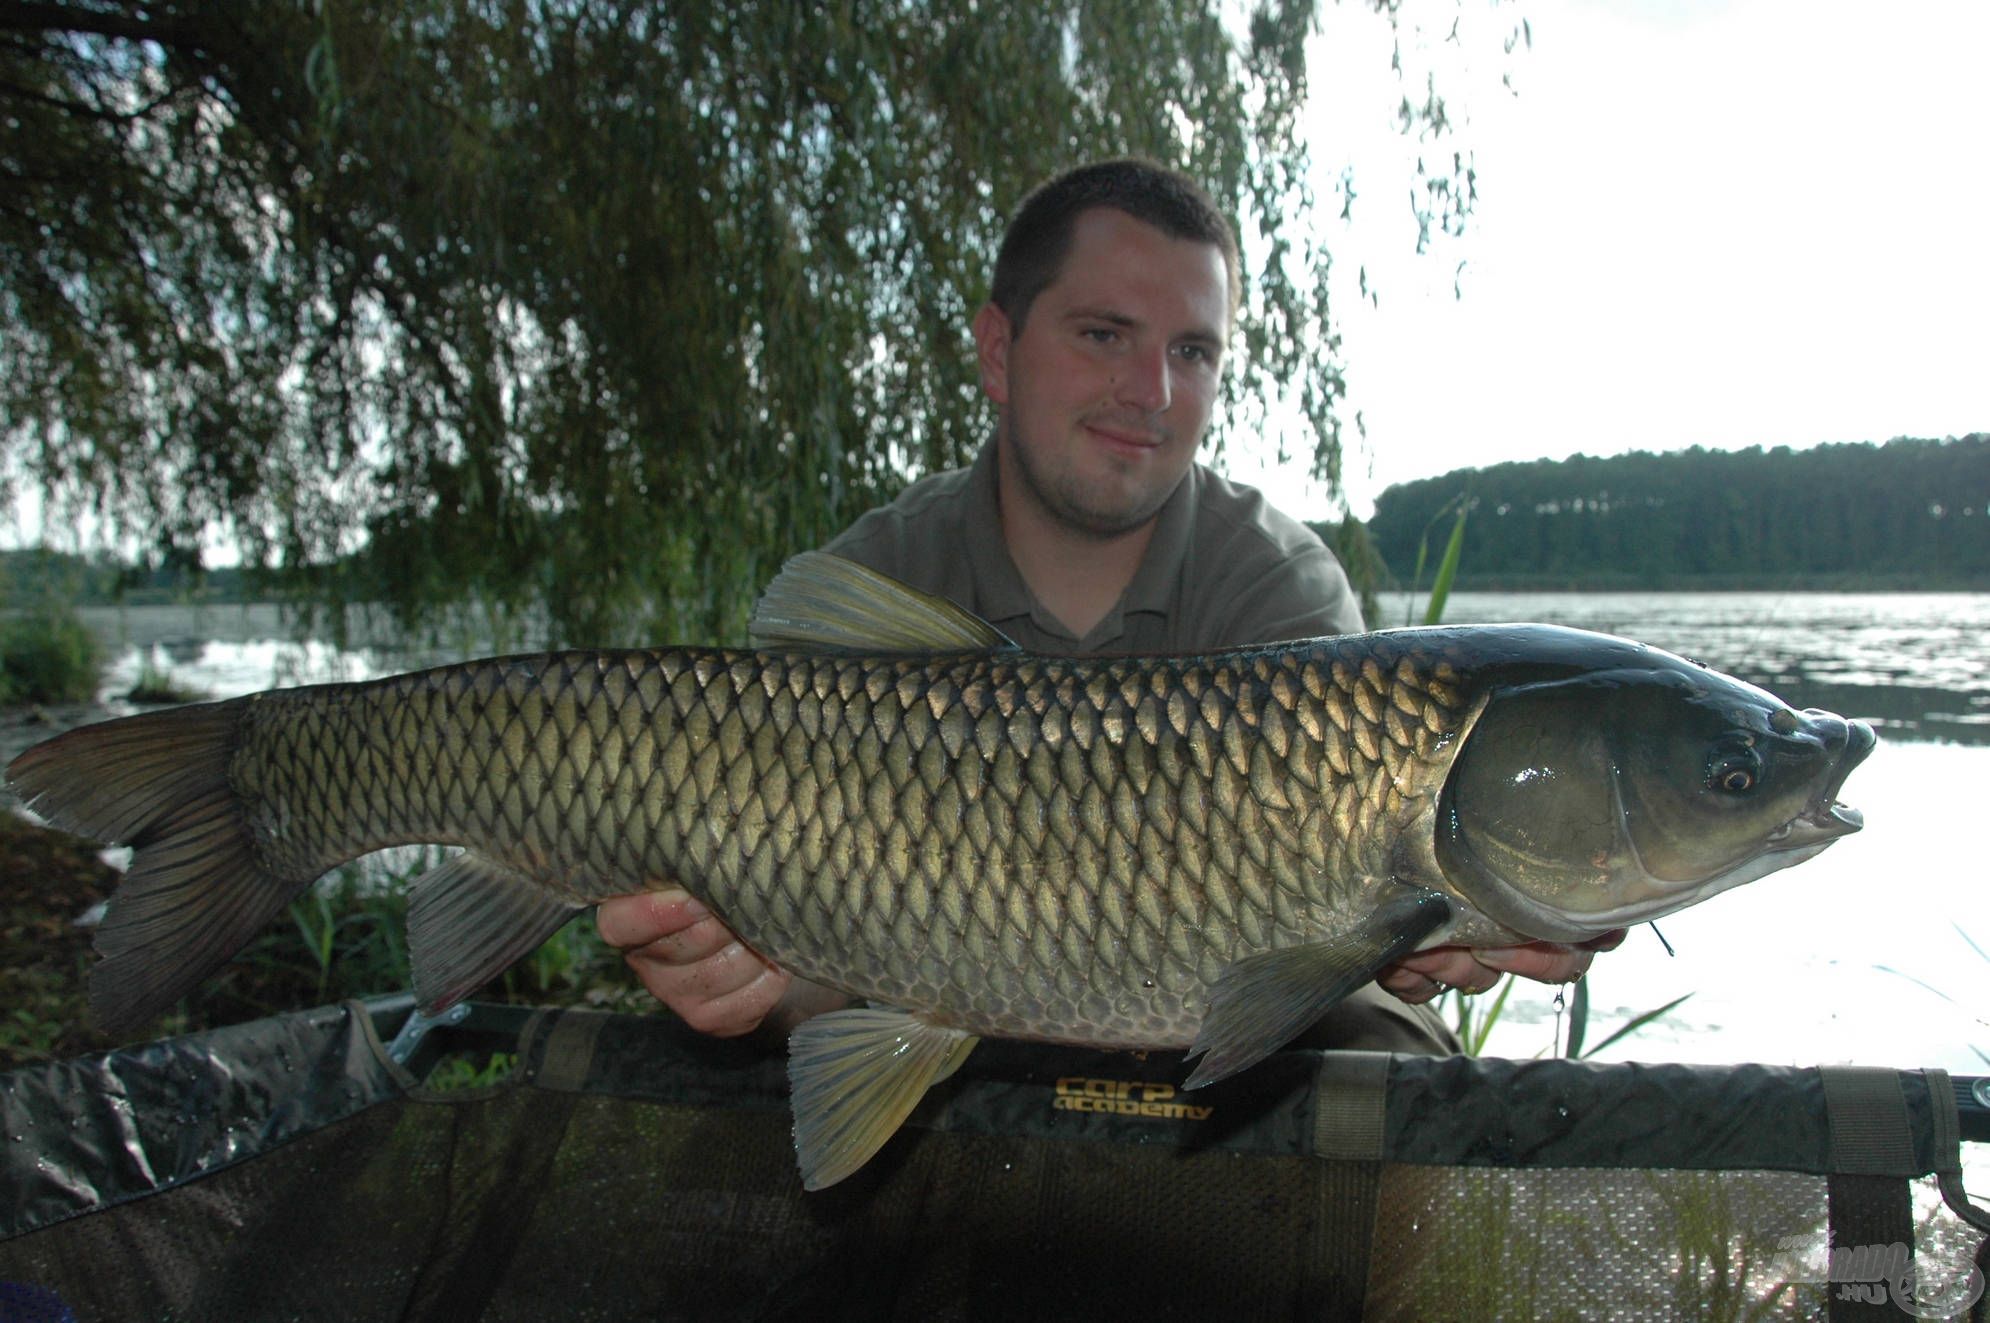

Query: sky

[1225,0,1990,520]
[9,2,1986,550]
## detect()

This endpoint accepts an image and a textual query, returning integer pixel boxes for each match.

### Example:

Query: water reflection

[1413,591,1990,746]
[77,592,1990,745]
[158,637,207,667]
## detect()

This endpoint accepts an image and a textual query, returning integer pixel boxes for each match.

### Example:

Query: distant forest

[0,548,249,607]
[7,436,1985,611]
[1361,435,1990,591]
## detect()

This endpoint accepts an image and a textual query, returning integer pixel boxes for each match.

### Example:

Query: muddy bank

[0,797,121,1068]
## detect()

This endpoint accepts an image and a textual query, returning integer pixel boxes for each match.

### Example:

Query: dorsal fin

[749,551,1016,654]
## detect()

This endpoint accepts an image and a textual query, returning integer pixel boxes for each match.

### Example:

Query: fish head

[1435,659,1874,942]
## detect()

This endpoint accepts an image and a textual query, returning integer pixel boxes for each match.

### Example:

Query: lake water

[32,593,1990,1084]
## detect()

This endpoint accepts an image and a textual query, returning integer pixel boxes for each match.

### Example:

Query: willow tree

[0,1,1485,645]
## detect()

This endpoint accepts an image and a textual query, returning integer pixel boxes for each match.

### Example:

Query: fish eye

[1708,742,1762,795]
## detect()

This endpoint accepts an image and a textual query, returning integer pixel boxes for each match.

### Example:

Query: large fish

[8,553,1872,1187]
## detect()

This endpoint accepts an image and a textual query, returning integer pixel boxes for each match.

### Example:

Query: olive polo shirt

[824,441,1363,651]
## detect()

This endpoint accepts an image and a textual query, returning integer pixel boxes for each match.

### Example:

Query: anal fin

[407,851,584,1014]
[786,1007,978,1190]
[1184,886,1452,1089]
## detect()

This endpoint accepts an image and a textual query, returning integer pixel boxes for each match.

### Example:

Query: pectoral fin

[787,1007,978,1190]
[1184,886,1452,1089]
[406,851,584,1014]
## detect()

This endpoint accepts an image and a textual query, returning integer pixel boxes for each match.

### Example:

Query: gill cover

[1435,668,1869,940]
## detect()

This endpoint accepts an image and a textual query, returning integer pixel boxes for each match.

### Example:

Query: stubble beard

[1003,415,1187,541]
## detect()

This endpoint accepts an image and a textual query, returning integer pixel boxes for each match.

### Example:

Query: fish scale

[769,638,1541,1031]
[7,552,1873,1188]
[242,639,1425,1039]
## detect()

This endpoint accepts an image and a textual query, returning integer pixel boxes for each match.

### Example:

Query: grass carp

[7,553,1873,1187]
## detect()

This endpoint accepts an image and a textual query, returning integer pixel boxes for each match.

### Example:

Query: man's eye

[1176,343,1216,366]
[1081,327,1119,344]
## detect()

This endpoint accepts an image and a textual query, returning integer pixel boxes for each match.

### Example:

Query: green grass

[0,604,101,705]
[425,1050,519,1091]
[1404,494,1471,627]
[125,659,207,705]
[193,851,641,1026]
[0,813,653,1070]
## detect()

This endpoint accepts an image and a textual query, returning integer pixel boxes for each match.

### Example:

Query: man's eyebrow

[1061,305,1138,327]
[1062,305,1226,348]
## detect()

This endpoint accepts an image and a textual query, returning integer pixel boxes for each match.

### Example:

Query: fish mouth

[1768,714,1875,853]
[1769,801,1863,853]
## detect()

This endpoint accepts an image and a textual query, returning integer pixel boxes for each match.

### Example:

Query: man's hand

[594,890,844,1039]
[1375,930,1629,1005]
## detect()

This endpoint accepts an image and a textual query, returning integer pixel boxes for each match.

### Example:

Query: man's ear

[971,302,1013,406]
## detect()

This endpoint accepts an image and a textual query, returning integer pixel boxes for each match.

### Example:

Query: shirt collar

[964,439,1197,650]
[961,441,1044,627]
[1122,461,1197,617]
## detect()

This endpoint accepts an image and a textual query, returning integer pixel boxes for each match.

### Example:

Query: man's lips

[1083,421,1164,453]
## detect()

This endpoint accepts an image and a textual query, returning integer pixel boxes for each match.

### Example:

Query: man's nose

[1114,344,1171,413]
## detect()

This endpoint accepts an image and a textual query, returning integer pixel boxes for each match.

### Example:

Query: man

[597,159,1619,1052]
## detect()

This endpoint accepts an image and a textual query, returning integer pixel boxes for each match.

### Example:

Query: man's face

[975,207,1230,539]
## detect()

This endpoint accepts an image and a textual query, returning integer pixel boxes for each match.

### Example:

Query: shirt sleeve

[1214,542,1363,643]
[820,506,906,576]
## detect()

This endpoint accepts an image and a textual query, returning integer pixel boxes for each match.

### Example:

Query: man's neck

[994,445,1158,642]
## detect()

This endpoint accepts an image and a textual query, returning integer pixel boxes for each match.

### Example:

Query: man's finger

[1376,963,1448,1004]
[675,958,791,1037]
[1476,943,1591,984]
[1391,946,1503,995]
[594,888,709,951]
[626,913,747,968]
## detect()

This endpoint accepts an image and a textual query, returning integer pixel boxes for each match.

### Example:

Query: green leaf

[1562,976,1589,1058]
[1465,973,1515,1057]
[1578,993,1694,1060]
[1447,973,1517,1057]
[1423,502,1470,626]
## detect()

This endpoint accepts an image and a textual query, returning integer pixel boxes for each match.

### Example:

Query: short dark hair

[989,159,1241,334]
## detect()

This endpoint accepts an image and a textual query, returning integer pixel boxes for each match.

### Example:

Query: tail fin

[8,700,315,1036]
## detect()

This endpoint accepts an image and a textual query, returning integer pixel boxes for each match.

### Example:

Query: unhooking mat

[1,998,1986,1321]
